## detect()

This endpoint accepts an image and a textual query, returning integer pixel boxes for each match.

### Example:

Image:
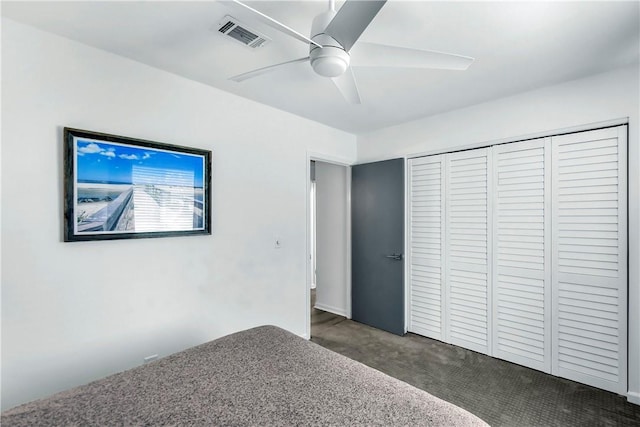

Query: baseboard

[628,391,640,405]
[314,303,348,318]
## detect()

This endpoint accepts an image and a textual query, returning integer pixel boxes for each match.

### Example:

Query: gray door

[351,158,404,336]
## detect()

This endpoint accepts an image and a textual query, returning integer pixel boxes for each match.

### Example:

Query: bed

[2,325,488,426]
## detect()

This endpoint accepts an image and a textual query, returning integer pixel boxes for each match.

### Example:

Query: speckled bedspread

[1,325,488,426]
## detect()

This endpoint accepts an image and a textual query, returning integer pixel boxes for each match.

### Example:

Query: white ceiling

[2,1,639,134]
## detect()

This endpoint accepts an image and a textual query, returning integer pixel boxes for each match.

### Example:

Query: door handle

[385,253,403,261]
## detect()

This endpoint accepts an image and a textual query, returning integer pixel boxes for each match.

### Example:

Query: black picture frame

[64,128,212,242]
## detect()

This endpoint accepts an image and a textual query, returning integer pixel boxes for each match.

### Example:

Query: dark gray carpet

[310,300,640,427]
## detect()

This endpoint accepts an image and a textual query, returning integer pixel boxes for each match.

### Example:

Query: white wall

[314,162,349,317]
[0,18,356,410]
[358,64,640,404]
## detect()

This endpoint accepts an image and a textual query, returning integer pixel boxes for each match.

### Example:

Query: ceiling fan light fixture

[229,0,474,104]
[310,46,350,77]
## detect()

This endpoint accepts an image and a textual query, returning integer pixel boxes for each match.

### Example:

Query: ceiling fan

[228,0,474,104]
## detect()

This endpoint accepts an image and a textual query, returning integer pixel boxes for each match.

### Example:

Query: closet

[445,148,492,355]
[492,138,551,373]
[408,125,627,395]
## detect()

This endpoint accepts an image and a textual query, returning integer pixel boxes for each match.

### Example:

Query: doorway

[307,158,351,339]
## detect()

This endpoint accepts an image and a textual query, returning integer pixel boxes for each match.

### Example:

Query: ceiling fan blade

[351,42,475,70]
[230,0,322,48]
[230,57,310,82]
[324,0,386,52]
[331,67,361,104]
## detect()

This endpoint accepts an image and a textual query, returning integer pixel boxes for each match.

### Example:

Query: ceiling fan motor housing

[309,9,350,78]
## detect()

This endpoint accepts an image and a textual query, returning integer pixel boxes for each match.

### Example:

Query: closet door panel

[408,155,445,339]
[551,126,627,395]
[445,149,491,354]
[492,138,551,372]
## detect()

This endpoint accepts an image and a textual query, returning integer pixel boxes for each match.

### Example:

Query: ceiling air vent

[217,16,270,49]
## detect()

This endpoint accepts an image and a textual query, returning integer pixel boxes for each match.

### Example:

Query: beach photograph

[73,138,206,234]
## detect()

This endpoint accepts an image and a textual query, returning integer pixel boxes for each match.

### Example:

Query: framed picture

[64,128,211,242]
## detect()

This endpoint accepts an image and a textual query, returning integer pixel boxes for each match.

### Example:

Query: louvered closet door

[492,138,551,372]
[551,126,627,395]
[408,155,445,340]
[445,149,492,355]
